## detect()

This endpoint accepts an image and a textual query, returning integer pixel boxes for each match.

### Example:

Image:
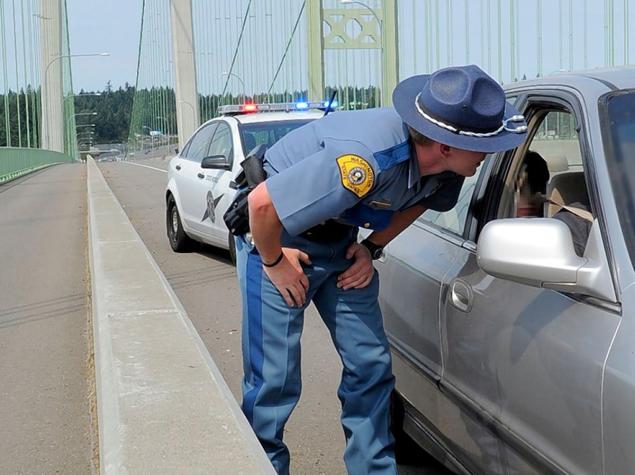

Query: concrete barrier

[87,157,274,474]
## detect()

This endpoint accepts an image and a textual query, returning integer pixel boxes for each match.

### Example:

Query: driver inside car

[514,150,592,256]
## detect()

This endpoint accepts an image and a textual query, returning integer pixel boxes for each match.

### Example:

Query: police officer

[235,65,528,474]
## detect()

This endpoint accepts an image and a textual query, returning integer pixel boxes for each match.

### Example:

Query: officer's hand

[338,242,374,290]
[264,248,311,307]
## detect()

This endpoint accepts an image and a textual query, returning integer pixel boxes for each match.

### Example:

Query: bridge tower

[40,0,64,152]
[170,0,200,150]
[308,0,399,106]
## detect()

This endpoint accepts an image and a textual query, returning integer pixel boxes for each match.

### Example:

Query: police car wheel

[228,234,237,266]
[166,196,192,252]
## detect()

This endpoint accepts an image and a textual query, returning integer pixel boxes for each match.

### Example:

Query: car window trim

[477,89,621,303]
[598,88,635,272]
[410,219,467,248]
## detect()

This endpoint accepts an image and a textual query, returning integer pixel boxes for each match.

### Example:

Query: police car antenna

[323,91,338,117]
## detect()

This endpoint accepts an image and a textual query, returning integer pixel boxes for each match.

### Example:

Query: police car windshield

[239,119,314,155]
[603,90,635,266]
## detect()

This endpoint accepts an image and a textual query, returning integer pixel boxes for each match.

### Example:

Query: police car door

[177,122,217,235]
[200,121,235,245]
[439,94,620,474]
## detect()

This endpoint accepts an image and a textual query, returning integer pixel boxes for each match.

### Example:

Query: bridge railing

[0,147,73,184]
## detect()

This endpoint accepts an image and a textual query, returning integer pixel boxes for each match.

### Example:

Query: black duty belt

[301,220,354,243]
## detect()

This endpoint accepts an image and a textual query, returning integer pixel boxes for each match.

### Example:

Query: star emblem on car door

[202,191,224,223]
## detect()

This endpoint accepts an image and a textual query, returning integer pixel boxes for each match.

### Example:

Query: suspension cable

[267,0,307,95]
[220,0,253,98]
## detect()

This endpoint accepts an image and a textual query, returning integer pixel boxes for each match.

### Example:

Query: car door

[440,92,621,474]
[177,122,217,236]
[201,121,235,245]
[377,158,492,465]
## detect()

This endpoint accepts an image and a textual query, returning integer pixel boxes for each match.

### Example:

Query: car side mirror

[201,155,231,170]
[174,147,179,154]
[477,218,616,302]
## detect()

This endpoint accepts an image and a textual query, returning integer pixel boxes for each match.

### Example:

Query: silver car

[380,68,635,474]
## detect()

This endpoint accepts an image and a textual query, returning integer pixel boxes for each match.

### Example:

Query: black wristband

[361,239,384,260]
[262,251,284,268]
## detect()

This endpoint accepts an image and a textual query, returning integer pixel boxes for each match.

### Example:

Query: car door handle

[175,165,181,171]
[449,279,473,313]
[197,173,204,179]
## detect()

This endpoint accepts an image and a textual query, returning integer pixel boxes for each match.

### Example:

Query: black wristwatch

[361,239,385,260]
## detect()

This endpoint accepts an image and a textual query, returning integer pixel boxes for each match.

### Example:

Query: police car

[165,101,330,262]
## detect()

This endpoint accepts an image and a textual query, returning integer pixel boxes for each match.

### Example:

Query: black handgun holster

[223,144,267,236]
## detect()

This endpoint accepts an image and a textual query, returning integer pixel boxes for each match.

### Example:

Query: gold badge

[336,154,374,198]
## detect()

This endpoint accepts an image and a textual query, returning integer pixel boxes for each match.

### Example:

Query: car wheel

[166,196,192,252]
[391,391,425,465]
[228,233,237,266]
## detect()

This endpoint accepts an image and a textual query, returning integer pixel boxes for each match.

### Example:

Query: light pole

[340,0,383,105]
[66,112,97,158]
[77,130,95,151]
[221,71,246,99]
[43,52,109,149]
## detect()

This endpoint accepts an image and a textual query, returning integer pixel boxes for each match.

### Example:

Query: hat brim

[392,74,527,153]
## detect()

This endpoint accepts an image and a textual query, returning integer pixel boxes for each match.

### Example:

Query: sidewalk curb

[87,157,274,474]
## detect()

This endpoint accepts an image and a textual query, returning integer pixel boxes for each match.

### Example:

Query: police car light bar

[218,101,338,115]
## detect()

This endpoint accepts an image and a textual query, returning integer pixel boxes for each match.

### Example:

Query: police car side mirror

[201,155,231,170]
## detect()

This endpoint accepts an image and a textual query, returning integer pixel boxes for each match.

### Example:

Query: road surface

[0,164,95,474]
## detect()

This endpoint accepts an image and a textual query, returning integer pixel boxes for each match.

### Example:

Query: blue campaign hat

[393,65,528,153]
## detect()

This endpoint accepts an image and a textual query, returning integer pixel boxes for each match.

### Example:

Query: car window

[418,157,490,236]
[502,108,594,256]
[183,123,217,162]
[530,111,582,169]
[207,122,233,165]
[239,119,314,154]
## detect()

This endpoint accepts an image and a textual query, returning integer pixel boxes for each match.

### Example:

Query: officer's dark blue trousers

[236,232,396,475]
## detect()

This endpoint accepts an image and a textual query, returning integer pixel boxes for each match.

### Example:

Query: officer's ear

[439,143,452,158]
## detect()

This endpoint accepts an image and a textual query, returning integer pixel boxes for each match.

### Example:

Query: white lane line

[122,161,168,173]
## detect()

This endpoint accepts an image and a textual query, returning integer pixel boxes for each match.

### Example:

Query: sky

[58,0,627,94]
[67,0,143,92]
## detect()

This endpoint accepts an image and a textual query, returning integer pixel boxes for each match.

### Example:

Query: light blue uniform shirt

[264,107,464,236]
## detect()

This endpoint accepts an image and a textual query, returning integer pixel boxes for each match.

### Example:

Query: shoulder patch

[336,154,375,198]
